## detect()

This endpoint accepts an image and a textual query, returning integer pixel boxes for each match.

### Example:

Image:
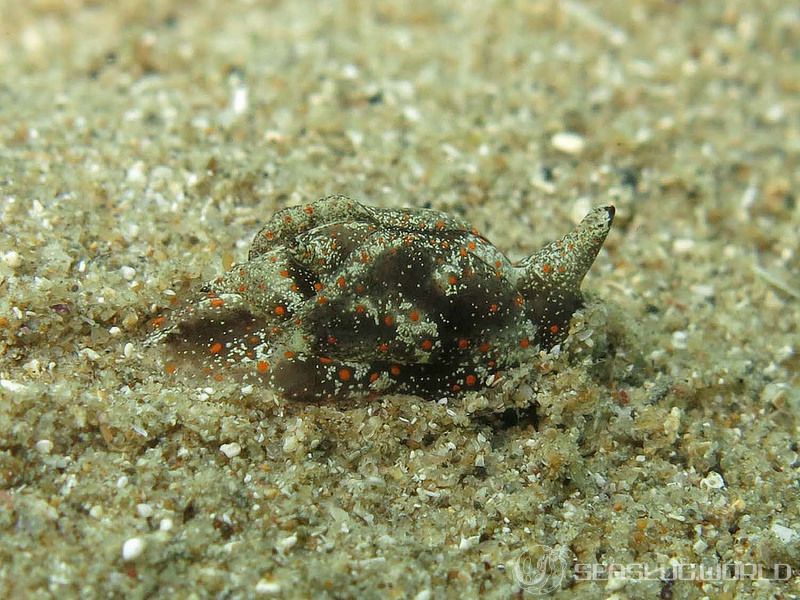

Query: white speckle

[240,384,254,396]
[231,86,249,115]
[89,505,103,519]
[121,537,146,561]
[159,518,173,531]
[255,579,282,595]
[117,475,129,488]
[672,238,695,254]
[771,524,799,544]
[403,106,421,122]
[220,442,242,458]
[136,503,154,518]
[671,330,689,349]
[123,342,135,358]
[126,161,147,183]
[635,455,646,462]
[120,266,136,281]
[700,471,725,489]
[764,103,785,123]
[35,439,53,454]
[692,538,708,554]
[414,591,432,600]
[341,63,359,79]
[108,326,122,337]
[690,284,715,299]
[551,131,586,155]
[3,251,21,268]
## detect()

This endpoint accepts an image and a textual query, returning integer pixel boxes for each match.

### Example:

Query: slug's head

[516,206,615,346]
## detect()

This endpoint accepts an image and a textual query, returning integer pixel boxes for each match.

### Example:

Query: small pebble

[121,537,146,561]
[220,442,242,458]
[108,326,122,337]
[35,439,53,454]
[255,579,282,595]
[771,523,798,544]
[551,131,586,155]
[137,503,154,518]
[672,238,695,254]
[700,471,725,489]
[120,266,136,281]
[3,251,21,269]
[159,518,173,531]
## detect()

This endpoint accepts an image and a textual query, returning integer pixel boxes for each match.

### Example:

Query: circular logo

[512,545,569,595]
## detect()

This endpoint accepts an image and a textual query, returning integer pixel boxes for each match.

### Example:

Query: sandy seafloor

[1,1,798,598]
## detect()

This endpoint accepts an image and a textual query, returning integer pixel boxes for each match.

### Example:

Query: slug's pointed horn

[520,206,614,292]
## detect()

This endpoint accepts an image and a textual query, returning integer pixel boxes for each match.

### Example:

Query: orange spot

[489,303,499,314]
[458,338,470,349]
[515,295,525,306]
[336,276,347,288]
[209,342,223,354]
[384,315,395,327]
[479,342,491,354]
[355,304,366,314]
[542,263,552,274]
[210,298,225,308]
[290,283,299,293]
[550,324,560,334]
[467,241,477,250]
[165,362,177,375]
[246,351,255,358]
[519,337,530,349]
[283,215,293,224]
[274,305,286,316]
[264,230,274,240]
[459,248,468,257]
[338,368,352,382]
[304,205,314,215]
[319,357,333,365]
[360,251,370,263]
[317,295,329,305]
[369,372,380,383]
[355,283,366,294]
[465,374,477,386]
[435,220,445,230]
[256,360,269,373]
[279,269,290,278]
[390,365,401,376]
[269,256,278,263]
[451,383,462,393]
[326,335,337,345]
[558,265,566,273]
[314,282,324,292]
[409,310,420,322]
[238,284,248,293]
[421,339,433,351]
[378,343,390,353]
[495,260,502,268]
[448,275,458,285]
[151,316,166,328]
[284,351,296,359]
[213,373,224,382]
